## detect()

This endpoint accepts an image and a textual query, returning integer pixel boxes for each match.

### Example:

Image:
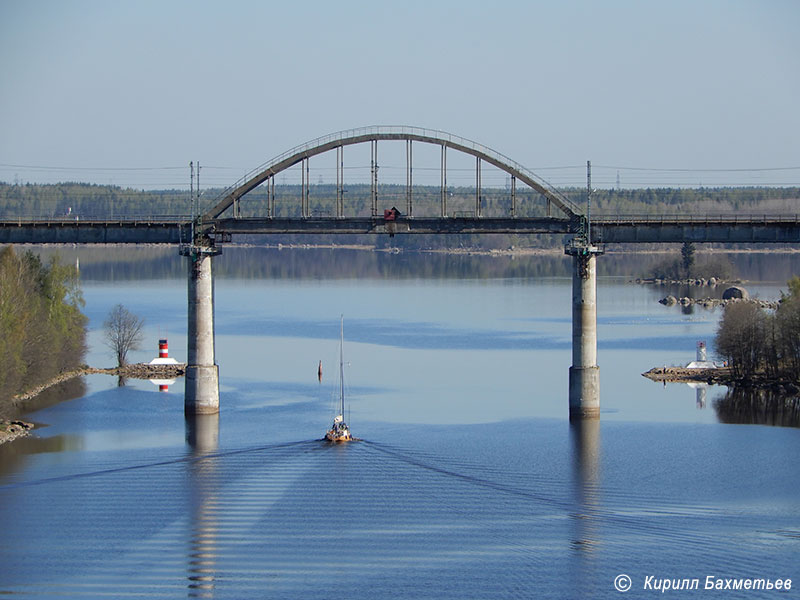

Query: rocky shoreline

[643,366,733,385]
[658,296,779,310]
[0,363,186,445]
[86,363,186,380]
[645,280,780,310]
[635,276,736,287]
[642,366,800,393]
[0,420,34,444]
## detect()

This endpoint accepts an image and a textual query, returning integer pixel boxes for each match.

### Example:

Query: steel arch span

[203,126,581,221]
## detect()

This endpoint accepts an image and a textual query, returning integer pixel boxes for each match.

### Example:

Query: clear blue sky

[1,0,798,190]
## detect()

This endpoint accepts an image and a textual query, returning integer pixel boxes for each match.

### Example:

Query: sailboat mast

[339,316,345,416]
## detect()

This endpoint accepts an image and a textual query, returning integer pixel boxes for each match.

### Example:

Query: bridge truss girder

[201,127,581,225]
[210,216,575,236]
[2,217,800,245]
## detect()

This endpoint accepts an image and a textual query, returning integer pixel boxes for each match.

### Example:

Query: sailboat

[325,316,353,443]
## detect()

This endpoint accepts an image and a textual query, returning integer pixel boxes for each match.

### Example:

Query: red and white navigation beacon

[149,338,179,391]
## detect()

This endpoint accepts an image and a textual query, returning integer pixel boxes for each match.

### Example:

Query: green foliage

[0,245,87,403]
[681,242,696,276]
[782,276,800,301]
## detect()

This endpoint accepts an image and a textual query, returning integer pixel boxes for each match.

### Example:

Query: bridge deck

[1,215,798,244]
[0,218,188,245]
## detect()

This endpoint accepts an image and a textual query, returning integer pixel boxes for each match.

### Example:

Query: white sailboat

[325,316,353,443]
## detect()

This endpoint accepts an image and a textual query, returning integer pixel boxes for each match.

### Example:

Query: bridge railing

[205,125,575,213]
[4,213,799,226]
[592,213,800,224]
[0,216,190,225]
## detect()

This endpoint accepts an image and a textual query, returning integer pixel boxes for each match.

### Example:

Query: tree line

[0,246,87,406]
[715,277,800,382]
[1,182,797,251]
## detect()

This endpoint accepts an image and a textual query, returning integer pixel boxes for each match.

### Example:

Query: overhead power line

[0,163,238,171]
[595,165,800,173]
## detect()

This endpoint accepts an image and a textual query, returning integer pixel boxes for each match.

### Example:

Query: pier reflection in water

[186,415,220,598]
[569,419,601,595]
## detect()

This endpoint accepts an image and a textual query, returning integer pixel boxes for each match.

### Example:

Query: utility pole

[190,161,194,222]
[586,160,592,246]
[196,161,201,220]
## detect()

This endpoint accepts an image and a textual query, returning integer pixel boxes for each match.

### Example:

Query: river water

[1,248,799,599]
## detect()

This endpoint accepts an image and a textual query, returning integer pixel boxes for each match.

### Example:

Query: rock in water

[722,286,749,300]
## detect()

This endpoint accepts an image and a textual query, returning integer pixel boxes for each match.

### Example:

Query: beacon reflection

[687,382,707,409]
[186,414,219,598]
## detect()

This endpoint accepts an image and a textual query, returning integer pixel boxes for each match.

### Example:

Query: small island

[644,277,800,391]
[642,365,799,394]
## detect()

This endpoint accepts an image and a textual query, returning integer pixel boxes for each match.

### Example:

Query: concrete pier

[184,248,220,415]
[566,245,602,420]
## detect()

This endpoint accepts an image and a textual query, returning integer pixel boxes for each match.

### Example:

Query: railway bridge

[2,126,799,420]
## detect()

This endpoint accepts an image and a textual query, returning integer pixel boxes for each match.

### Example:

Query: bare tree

[103,304,144,367]
[776,286,800,377]
[715,301,766,378]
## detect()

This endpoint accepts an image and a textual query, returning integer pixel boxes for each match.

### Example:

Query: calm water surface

[1,249,798,599]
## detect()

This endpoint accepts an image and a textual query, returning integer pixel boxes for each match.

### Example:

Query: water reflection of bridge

[3,126,799,421]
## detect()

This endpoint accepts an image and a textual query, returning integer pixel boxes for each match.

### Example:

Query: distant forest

[1,182,798,251]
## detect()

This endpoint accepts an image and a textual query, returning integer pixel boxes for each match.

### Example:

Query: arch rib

[203,126,580,221]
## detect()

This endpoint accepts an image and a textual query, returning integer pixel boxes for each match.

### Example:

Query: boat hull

[325,430,352,443]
